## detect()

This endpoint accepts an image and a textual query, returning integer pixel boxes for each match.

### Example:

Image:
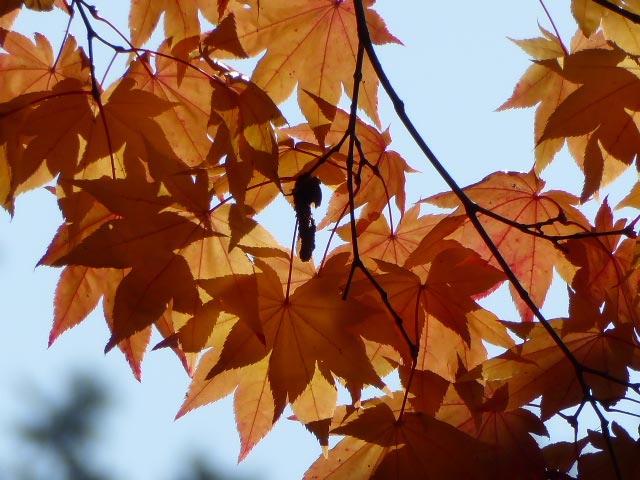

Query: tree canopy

[2,0,640,478]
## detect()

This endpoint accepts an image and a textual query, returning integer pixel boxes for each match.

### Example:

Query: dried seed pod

[293,174,322,262]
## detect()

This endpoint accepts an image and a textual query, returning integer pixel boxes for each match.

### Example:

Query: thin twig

[538,0,569,56]
[591,0,640,24]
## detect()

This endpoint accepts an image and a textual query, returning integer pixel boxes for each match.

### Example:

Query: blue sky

[1,1,634,479]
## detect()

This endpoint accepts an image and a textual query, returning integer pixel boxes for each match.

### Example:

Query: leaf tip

[104,337,117,354]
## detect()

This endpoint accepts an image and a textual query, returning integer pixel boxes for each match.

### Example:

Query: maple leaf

[578,423,640,479]
[55,164,287,344]
[177,314,279,461]
[478,312,639,419]
[436,383,549,479]
[348,241,507,370]
[49,266,112,346]
[126,51,216,168]
[0,33,91,210]
[43,171,207,338]
[498,28,579,172]
[601,0,640,55]
[203,0,400,129]
[540,46,640,199]
[0,30,89,102]
[418,170,590,322]
[192,254,384,452]
[206,74,286,208]
[0,82,94,212]
[305,396,494,480]
[334,205,445,269]
[571,0,607,36]
[100,268,152,380]
[565,200,640,329]
[8,0,640,475]
[129,0,200,48]
[80,75,180,170]
[543,438,589,478]
[38,183,119,267]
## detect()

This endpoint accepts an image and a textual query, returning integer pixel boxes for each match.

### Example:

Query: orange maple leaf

[498,27,579,172]
[418,170,590,322]
[129,0,200,48]
[334,205,445,268]
[0,30,88,102]
[566,200,639,329]
[540,46,640,199]
[203,0,400,129]
[305,396,493,480]
[436,383,549,479]
[478,313,639,419]
[176,314,278,461]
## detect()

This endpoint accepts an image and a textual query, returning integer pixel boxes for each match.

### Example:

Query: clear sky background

[0,2,635,479]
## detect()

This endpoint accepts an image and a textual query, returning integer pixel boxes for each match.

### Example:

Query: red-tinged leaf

[82,77,179,168]
[350,244,507,369]
[499,57,577,172]
[417,311,496,382]
[181,206,268,339]
[264,254,384,407]
[208,254,383,412]
[199,12,247,58]
[38,186,115,266]
[304,396,493,480]
[170,300,222,353]
[54,211,208,269]
[15,81,93,183]
[421,170,589,321]
[178,315,282,460]
[49,266,109,346]
[0,1,21,29]
[0,80,93,208]
[399,367,450,416]
[566,201,640,329]
[206,0,399,129]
